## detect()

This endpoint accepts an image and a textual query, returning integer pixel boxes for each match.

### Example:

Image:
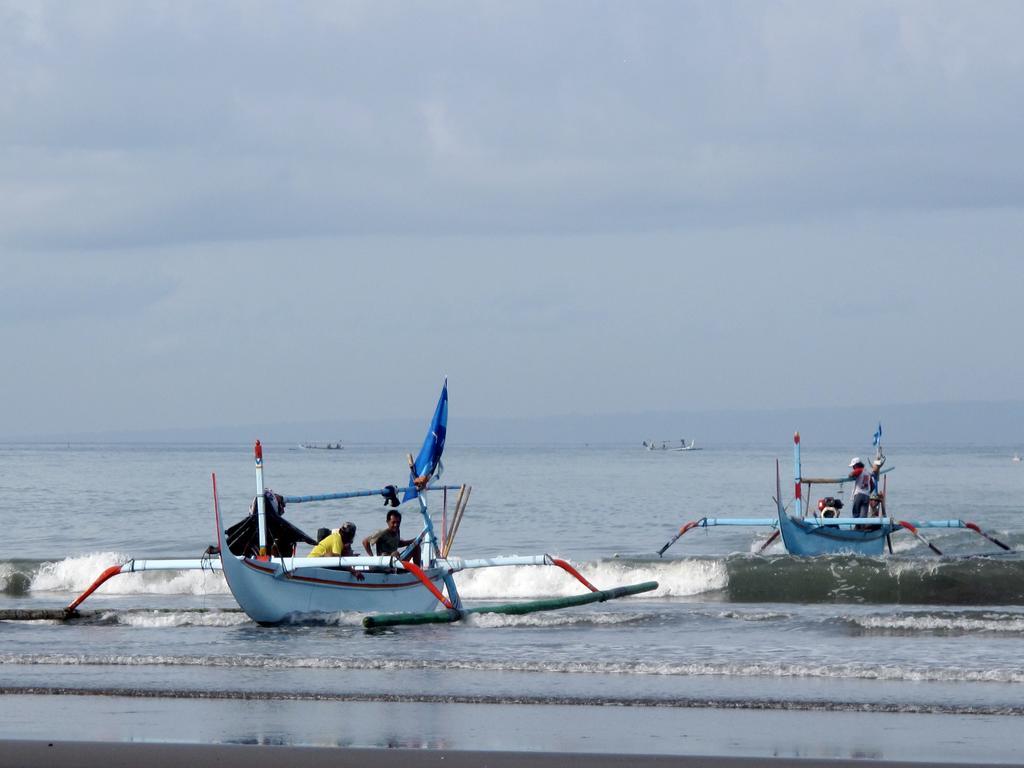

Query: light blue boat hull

[775,498,895,556]
[220,550,446,625]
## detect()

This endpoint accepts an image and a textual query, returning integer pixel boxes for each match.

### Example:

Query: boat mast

[254,440,268,559]
[793,432,803,519]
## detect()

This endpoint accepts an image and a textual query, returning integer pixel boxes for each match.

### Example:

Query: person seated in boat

[363,509,419,564]
[308,522,358,558]
[308,522,365,580]
[847,457,874,518]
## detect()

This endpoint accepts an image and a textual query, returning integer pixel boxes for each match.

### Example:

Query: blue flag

[872,422,883,447]
[403,380,448,501]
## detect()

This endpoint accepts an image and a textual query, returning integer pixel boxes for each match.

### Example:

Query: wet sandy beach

[2,740,1023,768]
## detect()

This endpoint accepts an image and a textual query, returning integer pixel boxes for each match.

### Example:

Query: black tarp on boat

[225,491,316,557]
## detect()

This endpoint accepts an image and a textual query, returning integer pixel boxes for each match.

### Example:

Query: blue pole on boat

[282,484,462,505]
[410,492,441,564]
[254,440,268,559]
[793,432,803,519]
[700,518,778,526]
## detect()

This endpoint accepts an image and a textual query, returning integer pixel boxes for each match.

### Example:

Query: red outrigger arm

[65,557,224,614]
[397,559,454,609]
[897,519,1012,556]
[896,521,943,556]
[549,557,599,592]
[398,554,599,613]
[65,564,124,614]
[757,529,781,553]
[657,520,703,556]
[964,522,1012,551]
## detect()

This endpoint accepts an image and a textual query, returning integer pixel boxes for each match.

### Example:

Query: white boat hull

[220,551,446,625]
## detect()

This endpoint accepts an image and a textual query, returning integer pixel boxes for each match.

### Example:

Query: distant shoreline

[4,399,1024,445]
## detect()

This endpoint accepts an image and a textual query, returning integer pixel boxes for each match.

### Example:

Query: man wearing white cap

[847,458,873,518]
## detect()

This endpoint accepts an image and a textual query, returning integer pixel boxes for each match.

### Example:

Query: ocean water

[1,441,1023,761]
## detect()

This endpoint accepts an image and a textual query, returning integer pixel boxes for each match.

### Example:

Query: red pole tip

[794,432,801,444]
[254,440,263,459]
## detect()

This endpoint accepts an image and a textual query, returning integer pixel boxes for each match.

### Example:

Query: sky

[1,1,1023,439]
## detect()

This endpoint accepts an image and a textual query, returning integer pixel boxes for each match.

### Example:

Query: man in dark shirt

[363,509,415,558]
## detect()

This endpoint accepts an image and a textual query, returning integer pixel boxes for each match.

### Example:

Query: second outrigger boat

[67,382,657,626]
[658,432,1011,558]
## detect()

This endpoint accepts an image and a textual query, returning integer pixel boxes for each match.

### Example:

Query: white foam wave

[2,653,1021,684]
[853,614,1024,634]
[749,536,784,555]
[454,559,727,599]
[466,611,648,628]
[0,563,13,591]
[717,610,792,622]
[29,552,128,591]
[885,557,941,578]
[29,553,230,595]
[888,536,919,554]
[111,610,251,628]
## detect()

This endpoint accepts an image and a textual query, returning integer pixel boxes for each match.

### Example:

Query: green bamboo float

[362,580,659,628]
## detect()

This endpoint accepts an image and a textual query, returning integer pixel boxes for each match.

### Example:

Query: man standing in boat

[847,458,875,518]
[363,509,418,562]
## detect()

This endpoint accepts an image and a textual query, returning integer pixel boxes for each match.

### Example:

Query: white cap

[849,457,863,467]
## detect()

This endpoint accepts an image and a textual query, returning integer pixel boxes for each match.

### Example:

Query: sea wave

[0,684,1019,716]
[0,562,34,596]
[841,610,1024,635]
[103,609,252,628]
[0,563,15,594]
[716,609,793,622]
[455,558,727,599]
[2,652,1021,684]
[466,610,652,628]
[8,551,1024,605]
[24,553,230,596]
[716,553,1024,605]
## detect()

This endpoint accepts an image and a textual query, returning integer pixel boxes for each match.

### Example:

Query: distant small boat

[300,441,343,450]
[671,440,701,452]
[643,439,701,452]
[1013,453,1022,463]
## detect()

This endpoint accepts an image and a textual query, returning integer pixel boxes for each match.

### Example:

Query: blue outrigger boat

[658,432,1011,558]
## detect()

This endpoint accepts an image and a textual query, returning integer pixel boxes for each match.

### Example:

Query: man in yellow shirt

[308,522,357,558]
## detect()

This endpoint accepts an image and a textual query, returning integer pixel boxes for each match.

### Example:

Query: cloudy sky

[1,1,1022,438]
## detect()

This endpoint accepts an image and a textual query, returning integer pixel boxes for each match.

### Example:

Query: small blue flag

[872,422,883,447]
[403,380,448,502]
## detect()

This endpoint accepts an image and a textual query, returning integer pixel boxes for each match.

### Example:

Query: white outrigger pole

[254,439,268,559]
